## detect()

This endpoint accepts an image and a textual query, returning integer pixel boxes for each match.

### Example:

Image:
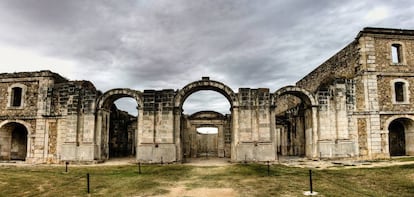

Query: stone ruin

[1,27,414,164]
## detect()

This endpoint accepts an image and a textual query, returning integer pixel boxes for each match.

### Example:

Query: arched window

[7,84,27,108]
[391,44,403,64]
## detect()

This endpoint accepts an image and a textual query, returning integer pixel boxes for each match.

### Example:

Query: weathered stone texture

[296,41,359,93]
[3,28,414,164]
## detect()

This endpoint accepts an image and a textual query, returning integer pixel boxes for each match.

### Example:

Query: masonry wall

[236,88,275,161]
[137,89,176,163]
[54,81,98,162]
[296,41,359,93]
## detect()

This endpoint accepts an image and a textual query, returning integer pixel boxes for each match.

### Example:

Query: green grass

[0,163,413,196]
[392,156,414,162]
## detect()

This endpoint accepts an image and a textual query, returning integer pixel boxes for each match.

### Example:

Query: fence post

[138,162,142,174]
[86,173,90,194]
[309,170,313,194]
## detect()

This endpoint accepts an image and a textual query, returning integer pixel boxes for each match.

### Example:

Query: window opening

[391,44,402,64]
[11,87,22,107]
[395,82,405,102]
[197,127,218,135]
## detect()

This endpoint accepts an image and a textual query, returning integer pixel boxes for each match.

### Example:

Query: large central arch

[174,77,239,108]
[173,77,239,162]
[96,88,143,161]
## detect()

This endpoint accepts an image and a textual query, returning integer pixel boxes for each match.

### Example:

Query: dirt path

[154,186,237,197]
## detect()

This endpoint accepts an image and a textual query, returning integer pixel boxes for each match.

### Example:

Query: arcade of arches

[2,75,413,164]
[4,28,414,163]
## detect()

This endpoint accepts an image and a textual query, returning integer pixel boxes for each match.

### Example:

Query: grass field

[0,163,413,196]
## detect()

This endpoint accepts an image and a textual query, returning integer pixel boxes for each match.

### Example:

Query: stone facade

[1,27,414,163]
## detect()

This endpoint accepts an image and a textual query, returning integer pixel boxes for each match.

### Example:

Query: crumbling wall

[296,41,359,93]
[138,89,176,162]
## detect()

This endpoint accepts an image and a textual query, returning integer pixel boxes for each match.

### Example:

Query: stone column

[135,106,143,161]
[311,106,319,158]
[231,106,239,161]
[173,107,182,162]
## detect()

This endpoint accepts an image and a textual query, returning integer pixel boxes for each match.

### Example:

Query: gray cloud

[0,0,413,114]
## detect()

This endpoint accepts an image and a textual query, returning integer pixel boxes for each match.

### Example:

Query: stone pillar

[231,106,239,161]
[218,125,224,157]
[174,107,182,162]
[135,106,143,161]
[311,106,318,158]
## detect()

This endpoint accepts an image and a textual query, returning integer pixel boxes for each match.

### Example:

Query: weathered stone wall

[55,81,98,162]
[0,81,39,117]
[296,41,359,93]
[138,89,176,162]
[3,28,414,163]
[236,88,275,161]
[377,76,414,111]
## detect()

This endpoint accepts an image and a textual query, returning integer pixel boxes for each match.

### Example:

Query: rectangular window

[391,44,402,64]
[11,87,22,107]
[395,82,405,102]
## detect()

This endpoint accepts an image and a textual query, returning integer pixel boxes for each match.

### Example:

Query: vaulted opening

[98,90,140,160]
[274,87,315,158]
[388,118,414,156]
[0,122,28,161]
[180,90,232,162]
[108,98,138,158]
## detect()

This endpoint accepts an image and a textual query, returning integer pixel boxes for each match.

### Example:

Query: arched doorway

[174,77,238,162]
[96,89,142,160]
[0,122,28,161]
[388,117,414,156]
[273,86,318,158]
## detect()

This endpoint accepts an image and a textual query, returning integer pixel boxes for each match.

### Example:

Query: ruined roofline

[295,38,357,92]
[295,27,414,92]
[357,27,414,38]
[0,70,68,83]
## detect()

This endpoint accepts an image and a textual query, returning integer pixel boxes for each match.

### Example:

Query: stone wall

[2,28,414,164]
[296,41,359,93]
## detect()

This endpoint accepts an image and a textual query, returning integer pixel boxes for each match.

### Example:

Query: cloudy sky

[0,0,413,115]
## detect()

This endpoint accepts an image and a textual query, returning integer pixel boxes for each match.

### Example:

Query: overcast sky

[1,0,413,115]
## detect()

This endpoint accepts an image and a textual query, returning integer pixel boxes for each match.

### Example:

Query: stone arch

[97,88,143,110]
[96,88,143,160]
[174,77,238,162]
[273,85,318,158]
[0,120,31,161]
[384,115,414,156]
[174,77,238,108]
[273,85,317,106]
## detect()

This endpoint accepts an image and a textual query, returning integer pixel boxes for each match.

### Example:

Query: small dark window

[395,82,405,102]
[11,87,22,107]
[391,44,402,64]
